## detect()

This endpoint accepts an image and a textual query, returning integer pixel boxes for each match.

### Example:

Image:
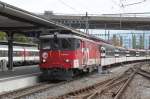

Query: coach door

[100,47,106,66]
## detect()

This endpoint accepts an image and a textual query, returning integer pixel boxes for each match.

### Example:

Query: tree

[111,34,120,46]
[132,34,136,49]
[120,36,123,47]
[142,33,145,49]
[14,34,30,43]
[0,31,6,41]
[139,35,144,49]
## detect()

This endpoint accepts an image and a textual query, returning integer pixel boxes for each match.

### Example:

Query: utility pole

[104,24,107,40]
[85,12,89,34]
[119,0,123,29]
[108,30,110,41]
[149,36,150,49]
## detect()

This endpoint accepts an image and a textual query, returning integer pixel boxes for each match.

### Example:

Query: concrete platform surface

[0,65,41,80]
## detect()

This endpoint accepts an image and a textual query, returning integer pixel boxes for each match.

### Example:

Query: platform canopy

[0,1,108,42]
[0,1,65,32]
[0,1,85,36]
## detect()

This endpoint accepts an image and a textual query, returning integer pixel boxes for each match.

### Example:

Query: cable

[122,0,146,7]
[111,0,120,6]
[57,0,79,13]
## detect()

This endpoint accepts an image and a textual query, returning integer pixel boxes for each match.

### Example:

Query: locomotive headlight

[65,59,70,63]
[42,59,46,63]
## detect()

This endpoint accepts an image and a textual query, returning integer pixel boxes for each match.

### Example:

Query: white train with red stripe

[0,43,39,66]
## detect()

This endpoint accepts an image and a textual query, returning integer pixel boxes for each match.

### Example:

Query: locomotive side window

[75,39,80,49]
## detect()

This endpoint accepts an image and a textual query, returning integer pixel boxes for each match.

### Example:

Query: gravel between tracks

[46,63,138,99]
[121,72,150,99]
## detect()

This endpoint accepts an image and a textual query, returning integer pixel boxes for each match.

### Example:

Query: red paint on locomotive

[39,34,101,71]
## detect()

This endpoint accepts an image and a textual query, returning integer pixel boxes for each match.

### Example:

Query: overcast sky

[1,0,150,14]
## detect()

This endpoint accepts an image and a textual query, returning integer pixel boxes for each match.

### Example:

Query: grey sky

[1,0,150,14]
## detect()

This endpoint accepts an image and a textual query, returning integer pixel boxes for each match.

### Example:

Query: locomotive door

[82,41,89,66]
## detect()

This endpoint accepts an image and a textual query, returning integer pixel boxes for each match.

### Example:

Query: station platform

[0,65,41,93]
[0,65,41,81]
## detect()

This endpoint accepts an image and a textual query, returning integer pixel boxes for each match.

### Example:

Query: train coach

[39,32,150,80]
[0,43,39,67]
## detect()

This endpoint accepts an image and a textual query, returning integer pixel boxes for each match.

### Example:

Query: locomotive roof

[40,32,109,44]
[40,34,101,44]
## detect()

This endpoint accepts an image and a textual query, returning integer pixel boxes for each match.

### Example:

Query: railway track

[0,70,98,99]
[0,63,149,99]
[53,65,150,99]
[0,81,58,99]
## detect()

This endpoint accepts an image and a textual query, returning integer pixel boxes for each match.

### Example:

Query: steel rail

[53,67,134,99]
[0,82,55,99]
[114,71,136,99]
[86,73,131,99]
[0,71,98,99]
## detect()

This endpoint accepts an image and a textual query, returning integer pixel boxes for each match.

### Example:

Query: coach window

[141,51,145,56]
[1,50,4,57]
[13,51,16,56]
[5,51,7,57]
[35,52,39,55]
[3,50,7,57]
[0,50,2,57]
[115,49,119,54]
[130,51,136,57]
[1,51,4,57]
[101,47,105,53]
[5,50,8,57]
[120,49,124,57]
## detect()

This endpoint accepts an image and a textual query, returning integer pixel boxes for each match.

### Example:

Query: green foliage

[112,34,120,46]
[0,31,6,41]
[14,34,30,43]
[132,34,136,49]
[0,32,35,44]
[120,36,123,47]
[139,34,144,49]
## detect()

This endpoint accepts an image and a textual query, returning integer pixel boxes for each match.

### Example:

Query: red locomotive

[39,32,103,80]
[39,32,150,80]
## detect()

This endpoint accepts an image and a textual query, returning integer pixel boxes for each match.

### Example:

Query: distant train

[0,42,39,66]
[39,33,150,80]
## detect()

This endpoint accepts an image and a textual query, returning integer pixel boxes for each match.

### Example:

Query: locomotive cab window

[61,38,72,50]
[40,38,80,50]
[41,39,51,50]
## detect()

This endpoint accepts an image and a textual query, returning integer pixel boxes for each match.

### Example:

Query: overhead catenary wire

[57,0,80,13]
[121,0,146,7]
[111,0,120,7]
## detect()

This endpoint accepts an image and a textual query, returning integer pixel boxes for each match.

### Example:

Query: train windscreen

[40,38,80,50]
